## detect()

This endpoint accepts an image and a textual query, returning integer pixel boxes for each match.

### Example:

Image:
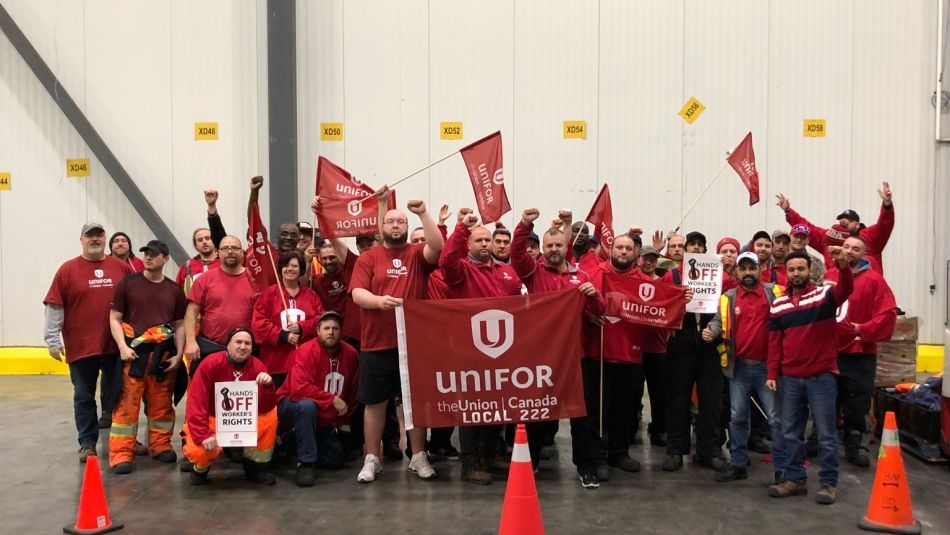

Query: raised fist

[407,199,427,215]
[521,208,540,226]
[250,176,264,191]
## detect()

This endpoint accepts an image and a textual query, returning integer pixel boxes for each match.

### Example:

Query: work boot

[482,454,510,476]
[295,463,317,487]
[243,460,276,485]
[846,449,870,468]
[98,416,112,429]
[692,454,728,471]
[774,471,787,485]
[460,456,492,486]
[607,454,641,473]
[154,450,177,463]
[134,441,148,456]
[190,467,209,486]
[768,479,808,498]
[650,433,667,447]
[815,484,836,505]
[112,462,133,475]
[179,459,193,473]
[78,445,97,464]
[428,444,460,461]
[714,463,748,483]
[661,454,683,472]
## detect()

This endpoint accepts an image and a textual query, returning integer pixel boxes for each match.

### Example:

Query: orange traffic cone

[63,455,123,534]
[498,424,544,535]
[857,411,921,534]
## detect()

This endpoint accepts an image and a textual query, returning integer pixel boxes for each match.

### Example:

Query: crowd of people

[43,177,897,506]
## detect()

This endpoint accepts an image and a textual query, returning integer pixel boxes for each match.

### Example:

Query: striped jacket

[767,266,853,380]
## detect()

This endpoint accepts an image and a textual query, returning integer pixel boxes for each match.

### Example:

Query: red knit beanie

[716,237,740,253]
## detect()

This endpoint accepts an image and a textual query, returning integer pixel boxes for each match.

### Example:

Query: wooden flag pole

[672,159,730,235]
[599,323,605,438]
[389,150,460,189]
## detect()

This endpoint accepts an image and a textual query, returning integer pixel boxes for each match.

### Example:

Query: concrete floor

[4,376,949,535]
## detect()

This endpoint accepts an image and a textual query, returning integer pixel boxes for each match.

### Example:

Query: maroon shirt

[731,285,770,361]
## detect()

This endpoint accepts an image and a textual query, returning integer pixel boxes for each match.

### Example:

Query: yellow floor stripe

[0,345,945,374]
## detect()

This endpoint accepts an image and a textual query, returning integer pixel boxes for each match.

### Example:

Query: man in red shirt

[182,328,278,485]
[637,246,671,448]
[440,212,522,484]
[108,232,144,272]
[511,208,604,474]
[184,235,257,375]
[824,237,897,467]
[572,235,645,489]
[277,311,359,486]
[776,182,894,273]
[704,252,786,484]
[44,223,134,461]
[766,250,852,504]
[107,240,187,474]
[175,228,219,291]
[349,186,443,483]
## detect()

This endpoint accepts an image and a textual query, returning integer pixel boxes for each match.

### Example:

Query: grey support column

[267,0,297,233]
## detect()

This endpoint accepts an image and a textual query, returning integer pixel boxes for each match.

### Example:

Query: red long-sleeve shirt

[277,339,359,427]
[440,223,523,299]
[586,261,646,364]
[251,284,323,374]
[767,265,853,380]
[185,351,276,444]
[785,204,894,273]
[823,261,897,355]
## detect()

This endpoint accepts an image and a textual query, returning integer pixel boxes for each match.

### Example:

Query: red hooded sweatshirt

[823,260,897,355]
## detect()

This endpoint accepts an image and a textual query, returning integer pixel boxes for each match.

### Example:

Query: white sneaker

[357,454,382,483]
[408,452,437,480]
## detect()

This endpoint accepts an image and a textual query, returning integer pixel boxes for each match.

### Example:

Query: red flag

[584,184,614,260]
[395,289,586,429]
[602,273,686,329]
[727,132,760,206]
[460,131,511,224]
[314,156,395,238]
[244,204,279,294]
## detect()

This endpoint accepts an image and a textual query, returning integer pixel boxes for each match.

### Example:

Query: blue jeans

[781,373,838,487]
[278,399,345,468]
[728,360,786,474]
[68,354,120,447]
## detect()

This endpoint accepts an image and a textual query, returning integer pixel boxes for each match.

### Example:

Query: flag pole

[265,245,289,312]
[389,149,460,189]
[599,323,605,438]
[672,158,730,235]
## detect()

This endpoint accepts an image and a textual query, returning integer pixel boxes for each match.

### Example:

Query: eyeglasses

[219,246,242,252]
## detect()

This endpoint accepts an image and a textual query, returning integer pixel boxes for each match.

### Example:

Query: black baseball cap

[319,310,344,325]
[139,239,169,256]
[751,230,771,243]
[836,209,860,222]
[685,231,706,247]
[527,232,540,244]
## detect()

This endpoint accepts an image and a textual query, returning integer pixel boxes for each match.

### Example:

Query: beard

[740,274,757,287]
[611,256,634,271]
[544,252,563,267]
[789,277,809,290]
[383,232,408,247]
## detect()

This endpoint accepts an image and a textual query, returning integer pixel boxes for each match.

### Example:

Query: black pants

[68,354,120,447]
[459,425,501,457]
[837,353,877,452]
[666,345,723,458]
[571,359,643,470]
[428,427,455,450]
[642,352,667,436]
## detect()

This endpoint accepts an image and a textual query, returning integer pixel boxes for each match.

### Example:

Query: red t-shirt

[44,256,134,362]
[312,250,361,342]
[349,243,436,351]
[111,274,187,333]
[187,268,256,344]
[732,285,771,361]
[175,257,220,287]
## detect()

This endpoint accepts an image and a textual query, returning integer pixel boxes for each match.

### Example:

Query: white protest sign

[683,253,723,314]
[214,381,258,447]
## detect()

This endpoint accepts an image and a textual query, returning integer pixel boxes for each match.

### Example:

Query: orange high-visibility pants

[109,359,177,467]
[181,408,278,471]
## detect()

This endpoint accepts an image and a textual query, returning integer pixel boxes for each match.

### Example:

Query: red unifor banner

[395,289,586,429]
[727,132,760,206]
[601,272,687,330]
[245,204,279,294]
[459,131,511,224]
[314,156,395,238]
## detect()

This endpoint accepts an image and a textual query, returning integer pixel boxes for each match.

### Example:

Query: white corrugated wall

[1,1,946,345]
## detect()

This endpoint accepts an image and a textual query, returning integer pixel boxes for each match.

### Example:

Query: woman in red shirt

[252,251,323,388]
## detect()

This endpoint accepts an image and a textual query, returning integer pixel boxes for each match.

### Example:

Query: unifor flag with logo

[314,156,396,238]
[727,132,760,205]
[602,272,686,330]
[244,203,279,294]
[395,289,586,429]
[584,183,614,261]
[459,131,511,224]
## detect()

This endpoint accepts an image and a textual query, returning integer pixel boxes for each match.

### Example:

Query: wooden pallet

[896,429,948,464]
